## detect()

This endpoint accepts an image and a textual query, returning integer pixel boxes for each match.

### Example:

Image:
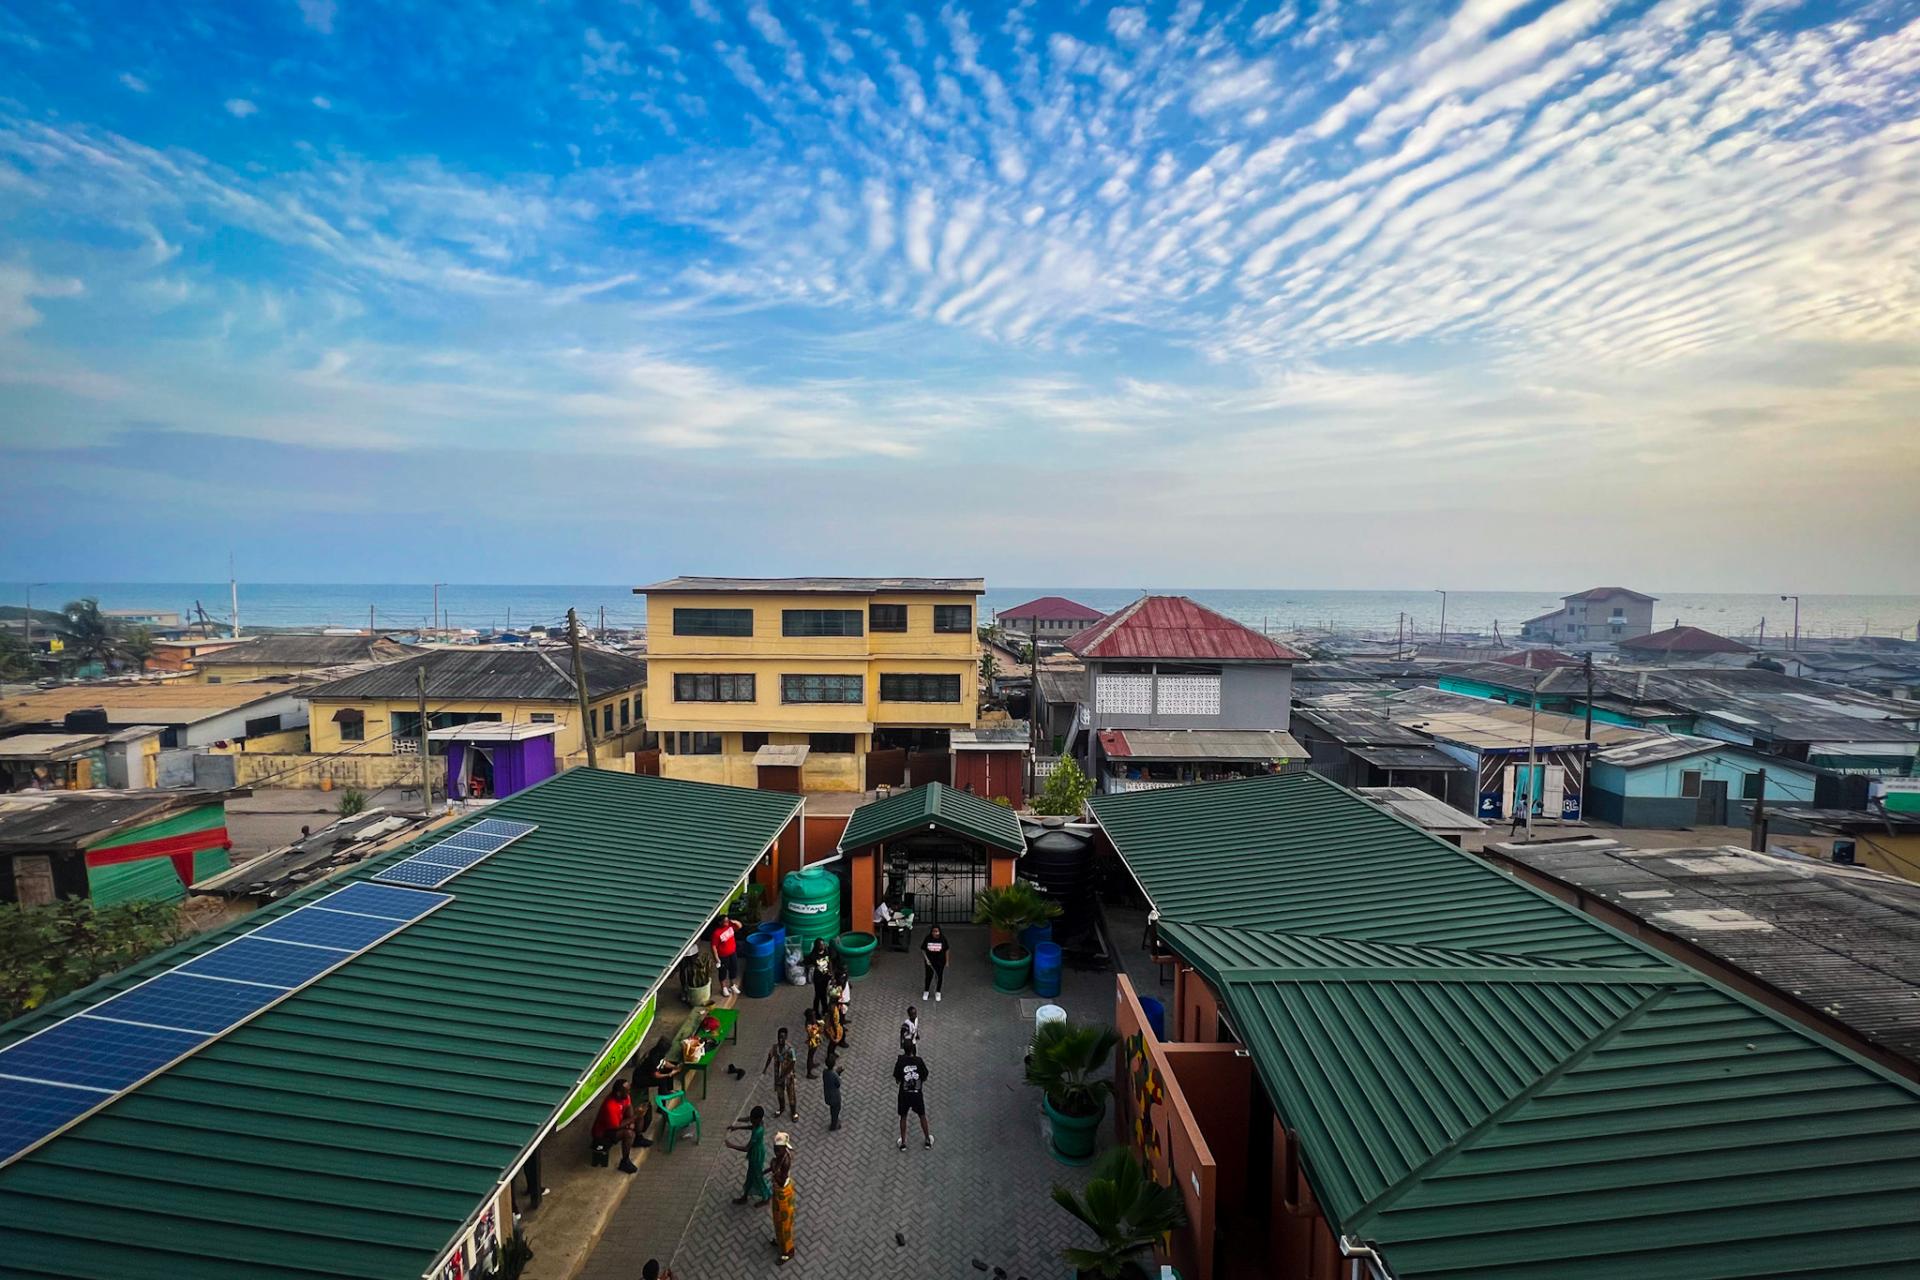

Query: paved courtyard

[574,925,1108,1280]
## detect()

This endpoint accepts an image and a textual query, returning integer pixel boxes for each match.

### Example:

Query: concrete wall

[659,731,866,792]
[308,694,643,761]
[177,693,311,748]
[1087,661,1293,731]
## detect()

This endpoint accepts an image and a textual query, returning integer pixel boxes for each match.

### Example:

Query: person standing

[763,1027,800,1122]
[769,1132,797,1264]
[629,1040,675,1147]
[894,1045,932,1151]
[921,924,949,1002]
[711,913,742,998]
[726,1105,770,1207]
[591,1079,641,1174]
[821,1046,842,1131]
[803,1011,823,1078]
[807,940,833,1017]
[900,1004,920,1054]
[832,956,854,1031]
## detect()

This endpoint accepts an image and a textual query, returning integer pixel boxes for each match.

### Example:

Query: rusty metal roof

[1066,595,1306,662]
[303,647,646,703]
[996,595,1104,622]
[1619,625,1752,654]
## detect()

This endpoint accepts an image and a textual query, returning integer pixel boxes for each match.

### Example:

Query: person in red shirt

[711,913,742,997]
[593,1078,641,1174]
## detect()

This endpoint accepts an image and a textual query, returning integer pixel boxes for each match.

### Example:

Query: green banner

[557,992,657,1128]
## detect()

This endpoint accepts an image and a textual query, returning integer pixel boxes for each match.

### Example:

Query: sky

[0,0,1916,592]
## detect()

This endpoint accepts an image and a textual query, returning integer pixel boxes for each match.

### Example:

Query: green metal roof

[1094,774,1920,1279]
[0,768,801,1280]
[838,781,1026,855]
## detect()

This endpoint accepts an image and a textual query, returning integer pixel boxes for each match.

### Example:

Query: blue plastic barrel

[1020,923,1054,953]
[753,921,787,956]
[1139,995,1166,1041]
[1031,941,1063,997]
[743,933,777,966]
[742,963,777,999]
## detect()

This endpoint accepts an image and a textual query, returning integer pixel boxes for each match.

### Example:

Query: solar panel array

[371,816,538,889]
[0,880,450,1168]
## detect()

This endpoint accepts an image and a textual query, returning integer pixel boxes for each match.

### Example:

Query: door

[1696,779,1728,825]
[1506,763,1543,818]
[892,834,986,923]
[1542,766,1565,820]
[10,855,55,906]
[867,747,907,788]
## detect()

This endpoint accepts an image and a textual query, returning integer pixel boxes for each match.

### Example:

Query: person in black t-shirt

[894,1048,931,1150]
[921,925,948,1001]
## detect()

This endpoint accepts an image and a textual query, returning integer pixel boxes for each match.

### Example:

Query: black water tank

[1024,820,1098,944]
[64,707,110,734]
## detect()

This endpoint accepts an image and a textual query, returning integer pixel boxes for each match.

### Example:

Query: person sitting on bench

[593,1078,641,1174]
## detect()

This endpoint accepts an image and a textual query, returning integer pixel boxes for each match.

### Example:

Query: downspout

[1339,1237,1394,1280]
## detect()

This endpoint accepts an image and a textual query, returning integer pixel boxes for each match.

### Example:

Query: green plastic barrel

[781,868,841,951]
[834,931,878,977]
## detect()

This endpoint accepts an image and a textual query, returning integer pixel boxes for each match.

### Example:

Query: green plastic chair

[657,1090,701,1151]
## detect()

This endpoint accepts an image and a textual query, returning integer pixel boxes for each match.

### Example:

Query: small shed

[753,743,809,793]
[838,781,1026,925]
[428,721,559,800]
[0,788,239,905]
[0,733,108,791]
[1355,785,1488,846]
[951,722,1031,808]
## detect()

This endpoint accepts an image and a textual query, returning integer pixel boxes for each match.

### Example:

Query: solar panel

[0,880,450,1168]
[372,818,537,889]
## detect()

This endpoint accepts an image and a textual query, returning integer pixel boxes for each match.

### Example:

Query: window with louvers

[674,673,757,702]
[782,674,864,703]
[880,674,962,702]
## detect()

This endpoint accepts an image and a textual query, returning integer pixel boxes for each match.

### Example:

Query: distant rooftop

[996,595,1105,622]
[1067,595,1306,662]
[637,576,984,595]
[1563,586,1658,603]
[1620,624,1752,655]
[193,634,417,666]
[304,646,647,702]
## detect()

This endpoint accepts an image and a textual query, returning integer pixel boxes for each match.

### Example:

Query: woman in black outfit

[921,924,948,1002]
[808,939,833,1018]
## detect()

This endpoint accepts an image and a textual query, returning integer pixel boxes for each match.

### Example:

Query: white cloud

[119,73,149,93]
[0,263,83,334]
[296,0,335,34]
[223,98,258,118]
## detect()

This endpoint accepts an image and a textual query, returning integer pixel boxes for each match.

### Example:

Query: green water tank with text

[781,867,841,950]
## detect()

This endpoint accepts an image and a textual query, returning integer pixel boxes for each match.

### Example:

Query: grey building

[1066,595,1305,792]
[1521,587,1658,645]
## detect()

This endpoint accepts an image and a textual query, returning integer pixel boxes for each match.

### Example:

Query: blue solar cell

[435,830,509,854]
[180,937,340,989]
[93,972,279,1035]
[323,881,450,920]
[372,857,459,888]
[255,906,404,951]
[0,1077,102,1163]
[0,1014,206,1091]
[468,817,536,840]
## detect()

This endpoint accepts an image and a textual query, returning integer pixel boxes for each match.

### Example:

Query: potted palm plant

[1053,1149,1187,1280]
[680,950,713,1007]
[1026,1019,1119,1162]
[972,880,1062,992]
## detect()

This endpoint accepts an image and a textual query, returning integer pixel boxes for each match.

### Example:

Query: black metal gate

[889,833,986,924]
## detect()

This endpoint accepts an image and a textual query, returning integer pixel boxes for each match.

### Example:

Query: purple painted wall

[443,735,558,800]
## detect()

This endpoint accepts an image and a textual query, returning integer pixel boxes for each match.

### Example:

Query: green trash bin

[834,931,878,977]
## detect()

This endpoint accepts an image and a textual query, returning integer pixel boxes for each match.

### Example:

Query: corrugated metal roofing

[1092,773,1920,1279]
[1483,839,1920,1074]
[997,596,1105,622]
[303,647,647,703]
[193,635,418,666]
[1066,596,1307,662]
[838,781,1025,854]
[0,732,107,758]
[1096,728,1305,761]
[0,768,801,1280]
[1354,785,1485,833]
[1563,586,1658,603]
[1493,648,1581,669]
[0,677,316,726]
[1348,745,1467,773]
[0,790,236,851]
[1034,665,1086,706]
[1619,625,1751,655]
[637,576,983,594]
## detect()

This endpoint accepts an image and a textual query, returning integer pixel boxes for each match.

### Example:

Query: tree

[980,648,999,683]
[60,597,118,667]
[971,879,1061,960]
[1052,1148,1188,1280]
[1026,1019,1120,1117]
[0,628,30,681]
[1035,753,1094,817]
[0,899,188,1021]
[118,625,155,671]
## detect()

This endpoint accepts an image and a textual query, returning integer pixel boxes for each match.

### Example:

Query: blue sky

[1,0,1915,590]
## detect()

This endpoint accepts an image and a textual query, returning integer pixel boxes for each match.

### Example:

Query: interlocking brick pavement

[576,927,1107,1279]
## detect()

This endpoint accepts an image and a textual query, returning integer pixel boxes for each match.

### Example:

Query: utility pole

[229,553,241,639]
[1396,612,1405,660]
[1582,651,1594,742]
[1757,616,1765,648]
[416,663,433,815]
[1749,769,1769,852]
[569,608,598,769]
[1524,671,1540,841]
[369,605,376,636]
[433,584,447,638]
[1780,595,1800,652]
[1434,589,1447,647]
[599,605,606,639]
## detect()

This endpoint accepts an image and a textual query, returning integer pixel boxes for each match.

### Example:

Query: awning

[753,745,810,767]
[426,722,560,742]
[1350,745,1466,773]
[1098,729,1306,762]
[331,708,364,724]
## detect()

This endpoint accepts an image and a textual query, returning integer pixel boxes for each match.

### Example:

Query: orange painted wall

[1162,1044,1253,1211]
[1116,973,1219,1280]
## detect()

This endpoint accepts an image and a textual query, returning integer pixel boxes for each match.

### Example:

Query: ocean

[7,582,1917,644]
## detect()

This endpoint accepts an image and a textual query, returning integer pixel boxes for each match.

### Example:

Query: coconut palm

[1052,1148,1187,1279]
[971,880,1061,961]
[60,598,117,666]
[117,626,154,671]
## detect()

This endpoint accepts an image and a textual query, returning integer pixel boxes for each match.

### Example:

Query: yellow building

[637,576,983,793]
[182,634,417,684]
[303,646,650,773]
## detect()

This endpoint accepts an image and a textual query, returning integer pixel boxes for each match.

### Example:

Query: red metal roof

[1495,649,1582,669]
[1619,625,1751,654]
[1564,586,1657,603]
[1098,730,1132,757]
[997,595,1105,622]
[1067,596,1306,662]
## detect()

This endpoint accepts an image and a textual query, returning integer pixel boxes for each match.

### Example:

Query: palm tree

[60,598,117,666]
[1052,1148,1187,1279]
[117,626,154,671]
[1026,1019,1120,1117]
[972,880,1061,961]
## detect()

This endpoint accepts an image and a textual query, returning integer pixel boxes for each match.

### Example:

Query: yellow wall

[183,662,325,684]
[658,730,867,792]
[307,689,646,760]
[645,591,979,761]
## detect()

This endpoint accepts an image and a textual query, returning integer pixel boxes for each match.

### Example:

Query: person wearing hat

[769,1131,797,1264]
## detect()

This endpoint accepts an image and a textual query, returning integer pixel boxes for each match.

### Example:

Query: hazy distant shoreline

[7,583,1916,644]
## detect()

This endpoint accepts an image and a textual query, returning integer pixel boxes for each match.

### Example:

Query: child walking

[804,1011,822,1078]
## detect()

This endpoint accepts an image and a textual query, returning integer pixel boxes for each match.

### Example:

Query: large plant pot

[684,979,712,1007]
[835,931,878,977]
[1044,1093,1103,1164]
[990,943,1032,993]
